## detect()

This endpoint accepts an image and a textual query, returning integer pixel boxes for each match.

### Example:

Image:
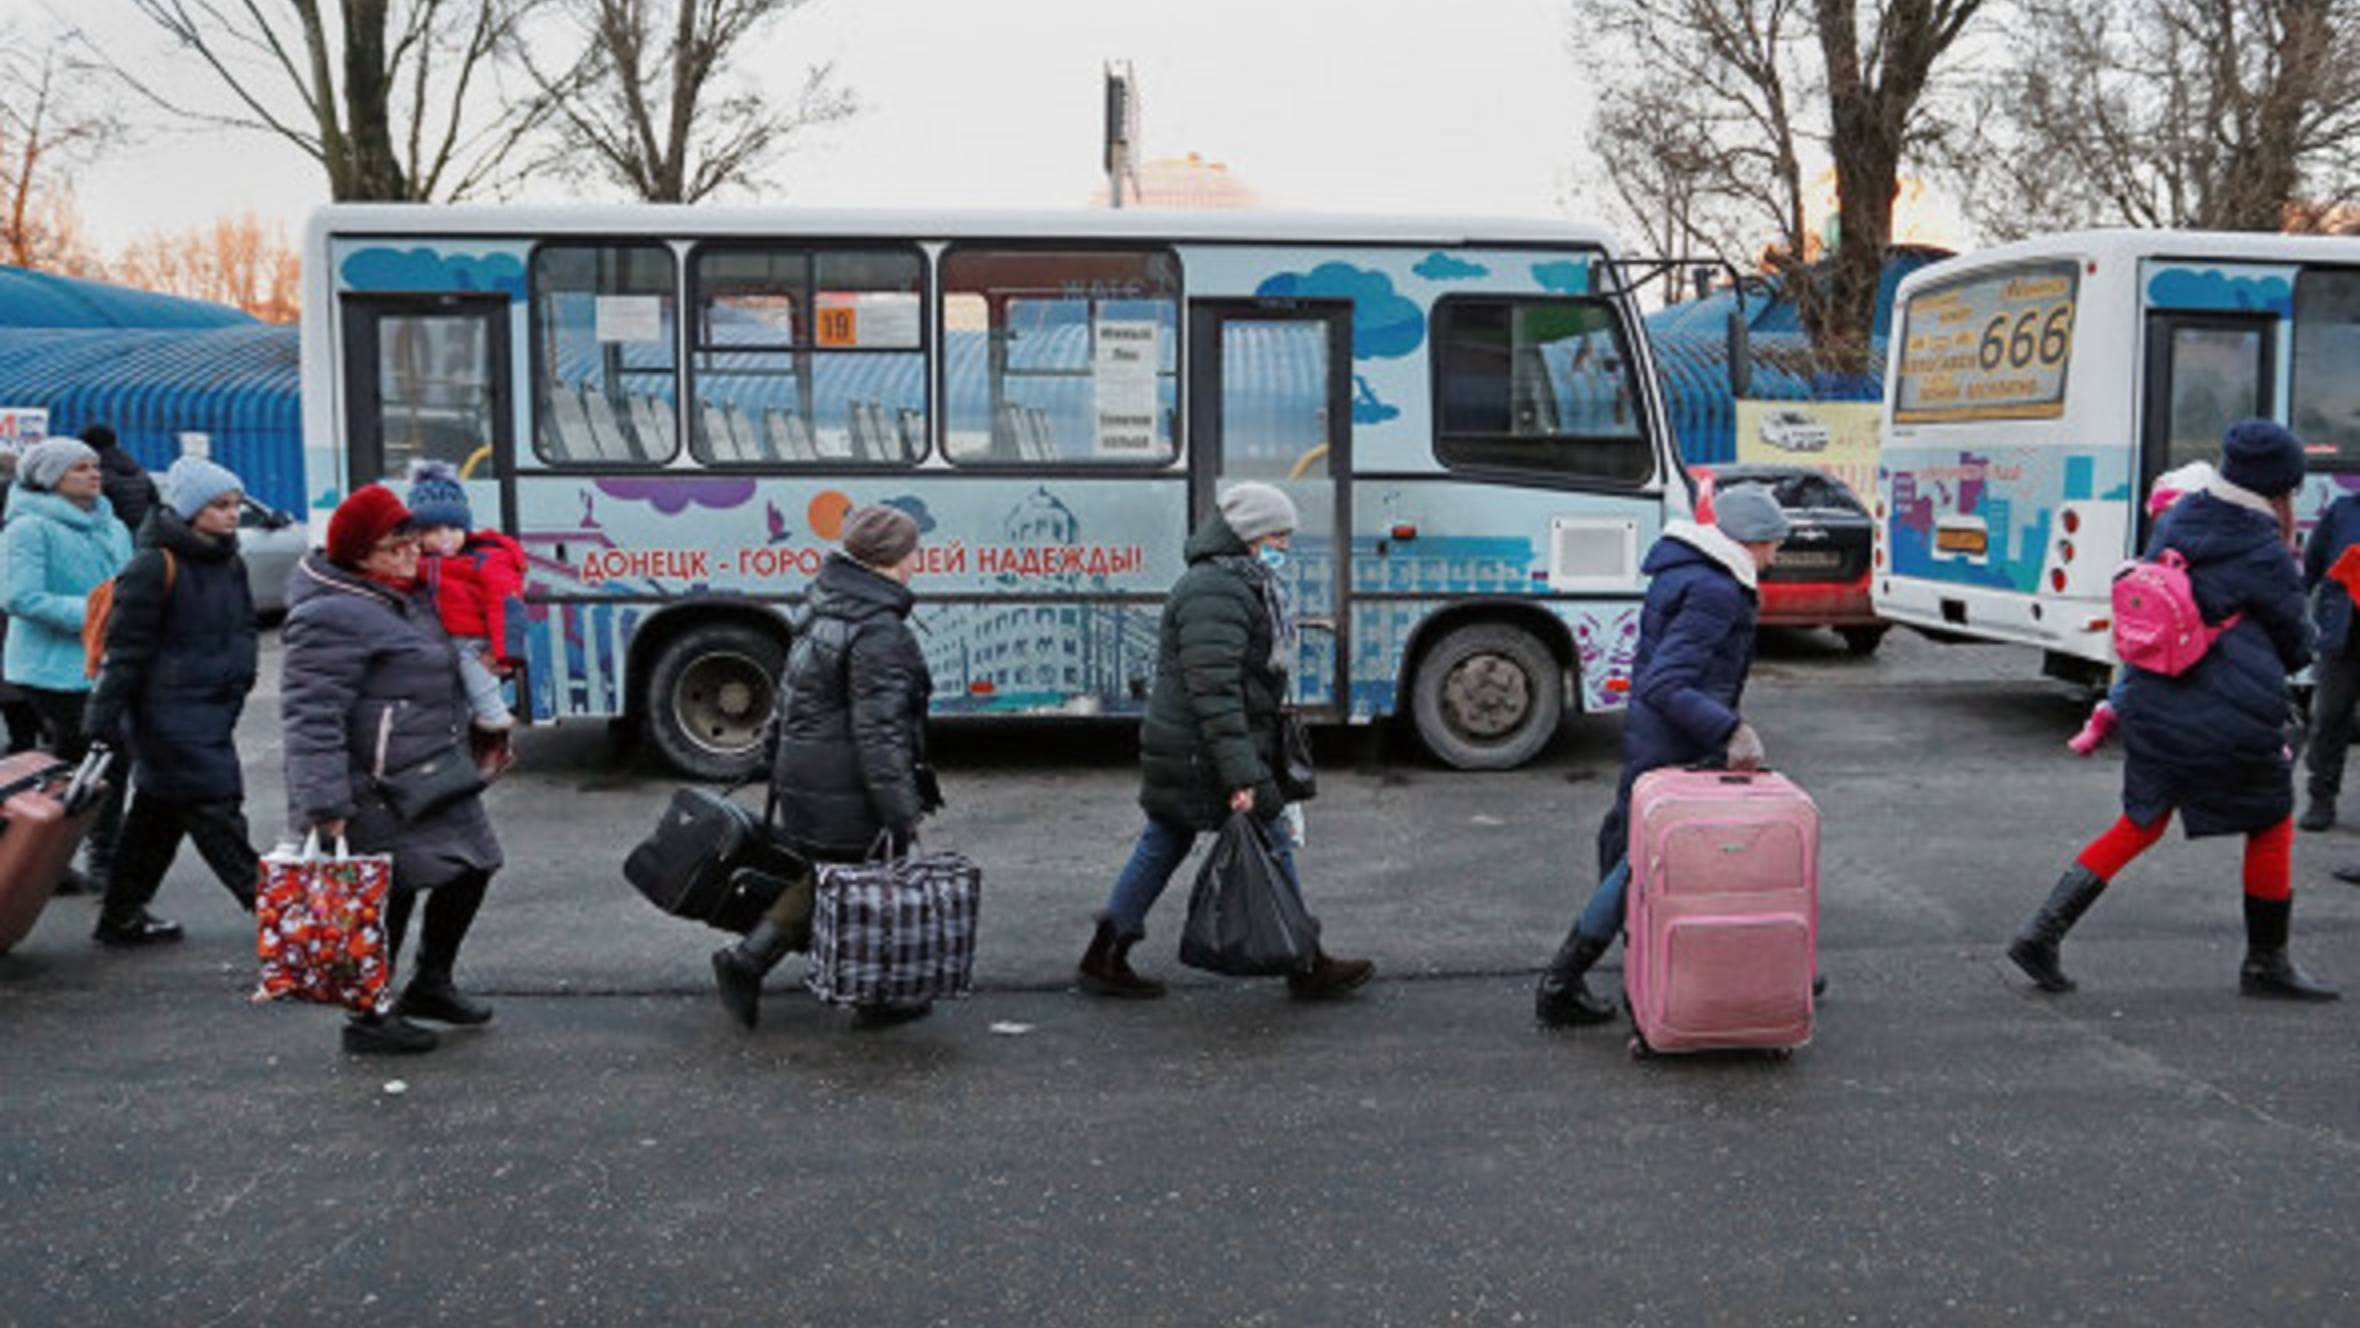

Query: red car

[1693,463,1889,655]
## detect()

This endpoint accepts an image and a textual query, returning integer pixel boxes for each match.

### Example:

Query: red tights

[2074,814,2292,900]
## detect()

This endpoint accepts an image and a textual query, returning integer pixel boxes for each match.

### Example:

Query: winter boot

[1535,934,1618,1027]
[2239,895,2340,1001]
[395,969,495,1025]
[711,920,795,1030]
[1076,918,1167,999]
[2007,864,2109,993]
[1286,950,1375,1001]
[2299,796,2337,834]
[342,1011,439,1056]
[91,908,184,948]
[2066,701,2118,757]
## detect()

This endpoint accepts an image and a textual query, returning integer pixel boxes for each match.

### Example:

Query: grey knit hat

[1713,483,1791,543]
[842,503,921,568]
[166,455,245,520]
[18,437,97,492]
[1217,482,1299,543]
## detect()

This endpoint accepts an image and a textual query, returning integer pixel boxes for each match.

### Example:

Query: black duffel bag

[625,785,807,933]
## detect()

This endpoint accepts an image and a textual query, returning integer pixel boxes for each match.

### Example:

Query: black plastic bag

[1178,813,1321,976]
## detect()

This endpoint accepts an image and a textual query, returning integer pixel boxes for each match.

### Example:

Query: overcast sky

[62,0,1598,254]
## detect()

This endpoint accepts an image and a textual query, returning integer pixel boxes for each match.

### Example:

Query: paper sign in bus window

[594,295,665,344]
[815,292,921,349]
[1895,262,2078,424]
[1094,320,1160,455]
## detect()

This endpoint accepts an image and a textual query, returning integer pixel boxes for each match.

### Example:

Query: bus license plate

[1775,550,1843,570]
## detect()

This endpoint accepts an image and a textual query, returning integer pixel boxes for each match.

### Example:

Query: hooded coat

[1,488,133,692]
[280,552,503,891]
[84,509,258,802]
[1596,521,1761,875]
[768,553,932,858]
[1137,512,1290,831]
[2118,486,2311,837]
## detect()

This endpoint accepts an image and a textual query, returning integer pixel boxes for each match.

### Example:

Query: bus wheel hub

[1443,653,1530,739]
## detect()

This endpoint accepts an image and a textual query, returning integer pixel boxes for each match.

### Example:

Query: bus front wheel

[1411,622,1564,770]
[643,621,786,781]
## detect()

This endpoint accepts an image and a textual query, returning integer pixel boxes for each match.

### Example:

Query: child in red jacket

[406,461,526,734]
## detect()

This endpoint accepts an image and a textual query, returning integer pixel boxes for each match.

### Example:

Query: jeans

[1574,859,1633,944]
[2307,651,2360,803]
[454,638,512,727]
[100,793,259,925]
[1103,814,1301,940]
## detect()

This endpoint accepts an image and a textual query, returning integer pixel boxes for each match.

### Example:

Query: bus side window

[530,243,679,467]
[2293,268,2360,467]
[1432,297,1652,485]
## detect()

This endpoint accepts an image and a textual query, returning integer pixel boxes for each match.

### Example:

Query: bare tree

[514,0,854,203]
[106,0,551,202]
[116,213,305,322]
[1946,0,2360,238]
[1590,75,1760,305]
[1811,0,1985,373]
[0,35,124,269]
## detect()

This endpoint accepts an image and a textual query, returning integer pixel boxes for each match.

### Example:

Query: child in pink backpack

[2067,461,2218,755]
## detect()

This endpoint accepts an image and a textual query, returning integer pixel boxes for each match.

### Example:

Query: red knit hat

[324,484,414,568]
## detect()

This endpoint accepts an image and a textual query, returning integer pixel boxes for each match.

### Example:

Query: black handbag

[375,745,486,824]
[1277,712,1317,802]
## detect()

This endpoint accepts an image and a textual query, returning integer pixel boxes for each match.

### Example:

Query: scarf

[1216,554,1298,676]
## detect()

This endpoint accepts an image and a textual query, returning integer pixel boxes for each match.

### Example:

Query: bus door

[340,293,513,501]
[2140,311,2276,542]
[1187,299,1354,717]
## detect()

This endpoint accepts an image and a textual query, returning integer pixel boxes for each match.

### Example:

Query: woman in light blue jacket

[4,437,134,891]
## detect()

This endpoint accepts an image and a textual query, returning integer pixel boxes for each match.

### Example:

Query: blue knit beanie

[405,459,472,530]
[2219,419,2305,498]
[165,455,244,520]
[1713,483,1792,543]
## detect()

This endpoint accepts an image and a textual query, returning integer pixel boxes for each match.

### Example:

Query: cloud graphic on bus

[881,495,938,532]
[594,475,757,516]
[1414,252,1490,281]
[1254,264,1424,359]
[340,247,527,300]
[2145,268,2293,317]
[1352,375,1400,424]
[1531,261,1590,295]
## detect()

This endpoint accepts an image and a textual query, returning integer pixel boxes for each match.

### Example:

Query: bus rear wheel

[643,621,786,781]
[1411,622,1564,770]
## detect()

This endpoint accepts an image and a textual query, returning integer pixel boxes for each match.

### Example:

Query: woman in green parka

[1074,482,1374,1001]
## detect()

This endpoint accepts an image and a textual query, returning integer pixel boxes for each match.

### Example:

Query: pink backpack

[2113,549,2240,676]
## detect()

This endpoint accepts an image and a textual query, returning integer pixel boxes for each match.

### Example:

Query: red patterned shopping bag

[252,836,396,1013]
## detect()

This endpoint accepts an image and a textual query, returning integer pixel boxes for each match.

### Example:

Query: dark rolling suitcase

[0,749,112,955]
[624,786,806,933]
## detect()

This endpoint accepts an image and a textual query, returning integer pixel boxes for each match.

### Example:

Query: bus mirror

[1726,309,1753,399]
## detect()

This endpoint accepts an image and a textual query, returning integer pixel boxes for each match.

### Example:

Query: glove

[1725,722,1766,771]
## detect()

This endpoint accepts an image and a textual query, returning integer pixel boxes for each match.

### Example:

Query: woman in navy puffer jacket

[2010,420,2336,1002]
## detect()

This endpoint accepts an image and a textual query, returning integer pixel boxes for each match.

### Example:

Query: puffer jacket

[2,488,133,691]
[84,509,258,802]
[1594,521,1761,874]
[281,552,503,892]
[1137,513,1289,832]
[2118,486,2311,837]
[425,529,528,665]
[769,553,932,858]
[2302,491,2360,657]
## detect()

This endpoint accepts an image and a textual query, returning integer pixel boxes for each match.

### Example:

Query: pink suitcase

[1624,768,1818,1056]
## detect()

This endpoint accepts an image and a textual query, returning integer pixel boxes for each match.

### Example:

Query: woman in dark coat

[2009,420,2335,1002]
[711,504,941,1031]
[1533,485,1791,1026]
[1073,482,1372,1002]
[85,457,262,946]
[282,484,505,1055]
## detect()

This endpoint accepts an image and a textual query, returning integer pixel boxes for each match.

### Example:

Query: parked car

[238,496,306,618]
[1757,408,1832,453]
[1694,463,1888,655]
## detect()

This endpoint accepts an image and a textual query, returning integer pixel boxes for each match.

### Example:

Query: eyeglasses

[369,534,420,555]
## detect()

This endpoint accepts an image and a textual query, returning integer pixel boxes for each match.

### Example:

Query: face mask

[1257,544,1288,570]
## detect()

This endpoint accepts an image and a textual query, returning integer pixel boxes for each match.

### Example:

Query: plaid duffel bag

[806,849,981,1008]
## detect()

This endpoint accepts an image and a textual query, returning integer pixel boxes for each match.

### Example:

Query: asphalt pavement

[4,628,2357,1325]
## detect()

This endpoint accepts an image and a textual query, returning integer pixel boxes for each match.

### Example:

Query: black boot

[2299,796,2336,833]
[2239,896,2339,1001]
[91,908,183,948]
[1535,934,1617,1027]
[1077,918,1167,999]
[712,921,795,1030]
[2007,865,2108,993]
[1287,950,1376,1000]
[395,970,494,1025]
[342,1011,439,1055]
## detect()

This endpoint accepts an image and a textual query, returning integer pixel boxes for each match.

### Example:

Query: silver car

[238,497,307,617]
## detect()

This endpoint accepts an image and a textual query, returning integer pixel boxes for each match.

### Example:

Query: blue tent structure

[0,265,257,331]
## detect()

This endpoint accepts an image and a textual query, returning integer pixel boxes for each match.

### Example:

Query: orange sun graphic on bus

[808,490,854,541]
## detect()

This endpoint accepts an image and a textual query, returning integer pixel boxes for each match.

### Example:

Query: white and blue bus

[1876,229,2360,683]
[300,206,1706,775]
